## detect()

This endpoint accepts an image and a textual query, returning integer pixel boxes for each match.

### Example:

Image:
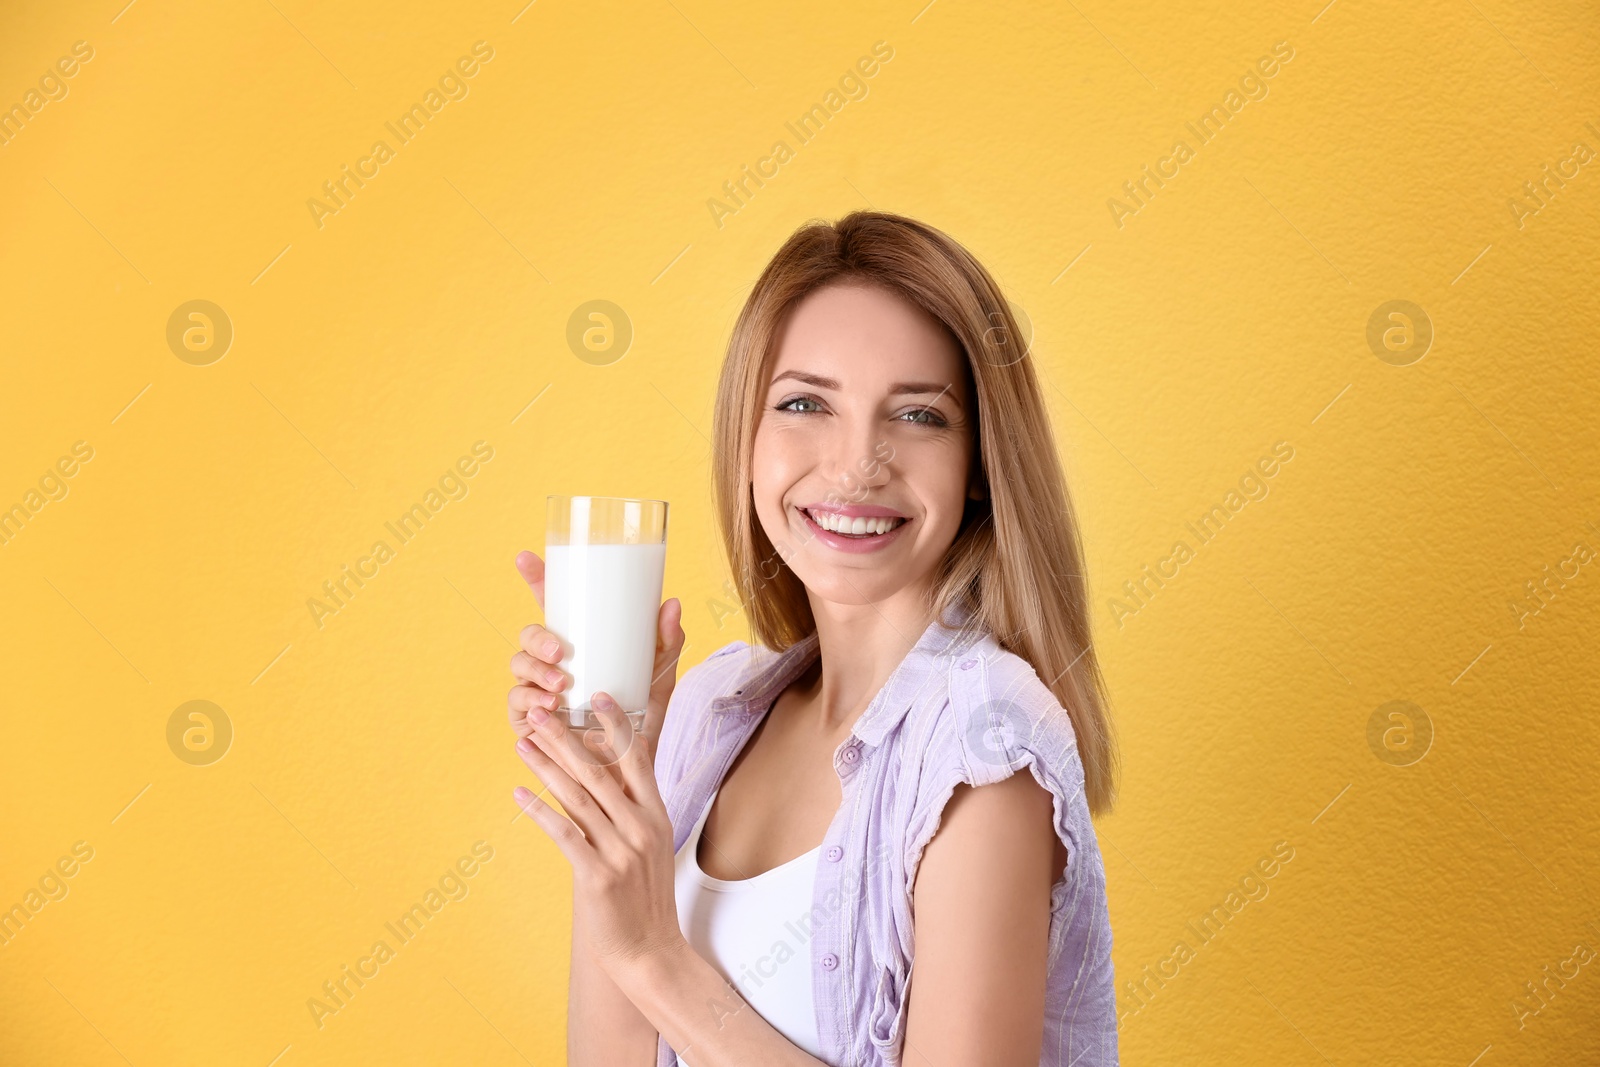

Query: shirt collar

[710,598,986,747]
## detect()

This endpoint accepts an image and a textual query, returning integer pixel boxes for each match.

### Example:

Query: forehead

[769,283,965,384]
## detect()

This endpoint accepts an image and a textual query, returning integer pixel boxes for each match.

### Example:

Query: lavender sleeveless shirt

[651,599,1119,1066]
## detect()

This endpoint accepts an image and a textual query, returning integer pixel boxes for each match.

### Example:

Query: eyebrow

[770,369,961,409]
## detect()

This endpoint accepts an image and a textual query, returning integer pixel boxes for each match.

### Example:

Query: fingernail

[543,638,560,658]
[517,736,535,752]
[513,786,533,803]
[594,693,614,711]
[530,706,549,725]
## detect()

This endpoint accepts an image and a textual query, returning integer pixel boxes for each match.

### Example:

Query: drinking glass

[544,495,669,732]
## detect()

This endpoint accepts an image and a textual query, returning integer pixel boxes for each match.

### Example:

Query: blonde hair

[711,210,1118,816]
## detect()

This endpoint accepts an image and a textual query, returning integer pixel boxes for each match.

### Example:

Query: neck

[800,586,934,733]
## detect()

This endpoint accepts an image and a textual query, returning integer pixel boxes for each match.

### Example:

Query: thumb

[659,596,686,654]
[515,550,545,612]
[643,597,686,749]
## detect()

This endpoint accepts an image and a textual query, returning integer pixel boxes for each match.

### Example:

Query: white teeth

[805,509,904,536]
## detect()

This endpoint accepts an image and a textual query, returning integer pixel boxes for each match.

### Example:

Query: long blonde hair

[711,210,1118,816]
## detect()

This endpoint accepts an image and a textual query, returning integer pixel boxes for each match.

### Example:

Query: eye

[775,395,824,414]
[899,407,947,427]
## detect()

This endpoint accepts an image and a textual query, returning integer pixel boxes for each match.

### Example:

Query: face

[751,283,981,609]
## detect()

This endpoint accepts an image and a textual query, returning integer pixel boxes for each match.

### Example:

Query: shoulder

[905,637,1091,875]
[923,636,1086,793]
[923,769,1058,873]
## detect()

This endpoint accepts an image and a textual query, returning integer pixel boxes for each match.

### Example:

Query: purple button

[826,845,843,862]
[820,952,838,970]
[959,658,978,670]
[841,745,860,764]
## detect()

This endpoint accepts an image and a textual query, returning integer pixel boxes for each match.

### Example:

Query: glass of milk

[544,495,669,732]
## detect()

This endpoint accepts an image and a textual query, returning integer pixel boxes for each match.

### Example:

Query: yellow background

[2,0,1597,1064]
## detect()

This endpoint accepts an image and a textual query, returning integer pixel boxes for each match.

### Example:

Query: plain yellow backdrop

[1,0,1597,1064]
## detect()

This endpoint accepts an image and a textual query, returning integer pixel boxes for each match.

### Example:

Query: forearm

[611,937,829,1067]
[569,900,660,1066]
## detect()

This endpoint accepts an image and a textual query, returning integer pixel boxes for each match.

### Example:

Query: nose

[822,408,891,497]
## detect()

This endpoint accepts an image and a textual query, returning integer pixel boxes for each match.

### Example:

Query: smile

[796,506,911,554]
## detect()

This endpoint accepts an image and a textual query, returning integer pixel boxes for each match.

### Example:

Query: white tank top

[672,787,824,1067]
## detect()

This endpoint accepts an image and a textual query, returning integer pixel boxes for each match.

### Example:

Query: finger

[516,737,623,851]
[511,785,590,867]
[515,550,546,612]
[508,684,559,737]
[580,696,627,768]
[526,708,636,827]
[642,597,686,749]
[511,649,570,690]
[517,622,566,666]
[583,692,647,775]
[595,695,659,806]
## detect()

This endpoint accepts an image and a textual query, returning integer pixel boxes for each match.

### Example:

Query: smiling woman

[508,210,1118,1067]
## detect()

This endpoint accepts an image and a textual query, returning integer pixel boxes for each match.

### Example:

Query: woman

[507,211,1119,1066]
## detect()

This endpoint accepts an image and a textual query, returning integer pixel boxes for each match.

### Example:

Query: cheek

[900,438,971,532]
[750,425,804,521]
[891,431,967,484]
[925,470,970,531]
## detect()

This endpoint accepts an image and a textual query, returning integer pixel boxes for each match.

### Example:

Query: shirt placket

[816,733,867,1063]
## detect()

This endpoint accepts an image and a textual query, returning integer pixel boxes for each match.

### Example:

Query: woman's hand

[508,549,686,753]
[513,695,689,972]
[507,549,691,974]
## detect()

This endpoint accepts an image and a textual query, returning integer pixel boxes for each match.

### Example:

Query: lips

[795,504,912,554]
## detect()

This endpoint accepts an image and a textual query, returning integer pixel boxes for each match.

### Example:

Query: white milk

[543,541,666,723]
